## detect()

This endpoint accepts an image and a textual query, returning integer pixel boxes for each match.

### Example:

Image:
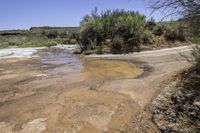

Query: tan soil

[0,46,192,133]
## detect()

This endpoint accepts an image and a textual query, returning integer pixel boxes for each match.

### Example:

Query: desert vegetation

[76,9,188,54]
[0,27,78,49]
[77,9,146,54]
[150,0,200,44]
[150,0,200,89]
[149,0,200,87]
[149,0,200,132]
[0,9,191,52]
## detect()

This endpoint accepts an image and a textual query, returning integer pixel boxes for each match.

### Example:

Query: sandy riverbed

[0,45,193,133]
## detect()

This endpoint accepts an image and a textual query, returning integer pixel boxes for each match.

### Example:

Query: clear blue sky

[0,0,163,30]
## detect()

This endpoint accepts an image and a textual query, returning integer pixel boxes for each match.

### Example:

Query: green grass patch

[0,33,77,49]
[0,35,56,49]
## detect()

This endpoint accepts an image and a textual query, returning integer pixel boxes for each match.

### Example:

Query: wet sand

[0,46,192,133]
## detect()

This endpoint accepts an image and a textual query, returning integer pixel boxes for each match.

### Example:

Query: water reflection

[39,48,142,80]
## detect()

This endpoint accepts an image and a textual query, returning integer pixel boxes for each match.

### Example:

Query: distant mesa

[0,26,79,36]
[30,26,79,33]
[30,26,78,30]
[0,30,29,36]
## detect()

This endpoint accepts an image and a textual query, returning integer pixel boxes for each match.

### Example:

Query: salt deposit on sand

[0,47,45,59]
[0,45,78,59]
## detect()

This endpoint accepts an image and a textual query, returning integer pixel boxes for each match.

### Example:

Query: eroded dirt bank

[0,46,192,133]
[151,67,200,133]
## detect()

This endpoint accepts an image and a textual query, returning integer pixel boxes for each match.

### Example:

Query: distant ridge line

[30,26,78,30]
[0,26,79,35]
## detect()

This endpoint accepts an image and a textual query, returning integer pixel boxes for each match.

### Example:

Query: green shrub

[69,39,77,44]
[8,42,17,46]
[164,24,186,41]
[79,25,98,50]
[142,30,153,44]
[0,42,10,49]
[62,39,71,44]
[153,25,164,36]
[176,26,186,41]
[125,35,142,52]
[54,38,70,44]
[164,27,177,41]
[45,30,58,39]
[59,32,68,38]
[43,40,57,47]
[69,32,79,39]
[79,9,146,54]
[111,35,124,54]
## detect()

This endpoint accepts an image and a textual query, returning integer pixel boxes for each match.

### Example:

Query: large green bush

[78,9,146,54]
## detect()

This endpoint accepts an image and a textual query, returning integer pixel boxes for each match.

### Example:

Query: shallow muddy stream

[38,48,142,80]
[0,48,159,133]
